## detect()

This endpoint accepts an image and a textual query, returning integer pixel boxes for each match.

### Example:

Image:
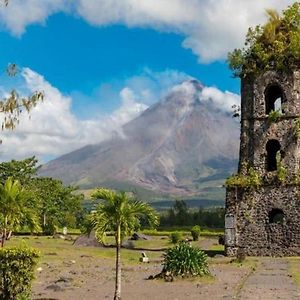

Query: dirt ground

[32,255,250,300]
[14,236,298,300]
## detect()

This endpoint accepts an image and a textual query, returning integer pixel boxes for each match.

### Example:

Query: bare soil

[8,236,298,300]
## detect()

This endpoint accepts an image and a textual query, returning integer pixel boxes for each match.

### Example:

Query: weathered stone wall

[226,69,300,257]
[226,185,300,256]
[238,70,300,174]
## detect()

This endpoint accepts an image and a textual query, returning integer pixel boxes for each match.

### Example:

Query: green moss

[225,166,262,188]
[295,117,300,138]
[276,152,287,183]
[268,110,282,123]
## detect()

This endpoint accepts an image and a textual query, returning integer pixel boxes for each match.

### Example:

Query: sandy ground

[30,237,300,300]
[32,256,250,300]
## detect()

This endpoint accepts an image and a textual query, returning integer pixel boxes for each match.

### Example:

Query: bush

[163,242,210,277]
[0,247,40,300]
[42,222,57,235]
[169,232,182,244]
[191,225,201,241]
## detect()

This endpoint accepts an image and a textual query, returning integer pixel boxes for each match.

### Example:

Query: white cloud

[0,0,294,61]
[200,87,240,113]
[0,68,148,161]
[0,0,69,35]
[0,68,239,162]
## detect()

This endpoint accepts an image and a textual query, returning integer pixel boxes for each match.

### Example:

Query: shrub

[163,242,210,277]
[42,222,57,235]
[169,232,182,244]
[0,247,40,300]
[191,225,201,241]
[228,3,300,78]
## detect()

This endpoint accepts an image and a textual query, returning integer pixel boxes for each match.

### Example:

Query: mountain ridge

[40,80,239,200]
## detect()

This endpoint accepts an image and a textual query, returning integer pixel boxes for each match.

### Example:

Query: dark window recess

[269,208,284,224]
[266,139,281,171]
[265,85,285,114]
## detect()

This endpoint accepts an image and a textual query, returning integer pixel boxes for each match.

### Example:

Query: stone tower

[225,70,300,256]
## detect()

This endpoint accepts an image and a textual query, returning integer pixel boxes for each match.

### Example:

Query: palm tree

[91,188,159,300]
[0,177,39,247]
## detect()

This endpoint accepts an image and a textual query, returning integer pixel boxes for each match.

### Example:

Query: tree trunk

[0,231,4,248]
[1,216,8,247]
[43,213,46,227]
[114,225,121,300]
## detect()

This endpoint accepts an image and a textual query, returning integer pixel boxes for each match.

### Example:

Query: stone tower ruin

[225,69,300,256]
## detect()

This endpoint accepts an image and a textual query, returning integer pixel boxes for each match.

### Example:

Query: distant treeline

[159,200,225,228]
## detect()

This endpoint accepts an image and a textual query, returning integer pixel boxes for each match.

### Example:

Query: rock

[37,267,43,272]
[122,240,135,249]
[46,284,64,292]
[214,254,225,258]
[131,232,152,240]
[73,233,104,247]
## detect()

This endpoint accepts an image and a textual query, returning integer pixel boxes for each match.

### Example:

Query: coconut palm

[91,188,159,300]
[0,177,39,247]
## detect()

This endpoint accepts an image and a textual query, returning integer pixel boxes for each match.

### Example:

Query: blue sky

[0,13,238,113]
[0,0,293,161]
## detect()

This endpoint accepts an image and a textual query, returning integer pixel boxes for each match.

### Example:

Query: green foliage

[163,242,210,277]
[0,157,39,185]
[91,188,159,300]
[80,214,94,237]
[295,117,300,138]
[0,246,40,300]
[0,178,39,247]
[160,205,225,228]
[27,177,83,234]
[228,3,300,77]
[276,152,287,183]
[169,231,182,244]
[91,188,159,243]
[268,110,282,123]
[190,225,201,241]
[225,166,262,188]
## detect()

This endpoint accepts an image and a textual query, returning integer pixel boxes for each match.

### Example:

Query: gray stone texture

[225,70,300,256]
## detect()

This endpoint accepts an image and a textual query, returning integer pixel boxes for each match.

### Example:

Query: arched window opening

[268,208,284,224]
[265,84,285,114]
[266,139,281,171]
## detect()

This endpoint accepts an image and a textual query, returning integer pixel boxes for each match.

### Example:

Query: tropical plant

[91,188,159,300]
[0,178,39,247]
[228,3,300,78]
[163,242,210,277]
[0,246,40,300]
[191,225,201,241]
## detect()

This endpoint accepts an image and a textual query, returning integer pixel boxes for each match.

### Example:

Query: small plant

[191,225,201,241]
[276,152,287,183]
[295,117,300,139]
[0,246,40,300]
[226,165,262,188]
[268,110,282,123]
[228,3,300,78]
[163,242,210,277]
[169,232,182,244]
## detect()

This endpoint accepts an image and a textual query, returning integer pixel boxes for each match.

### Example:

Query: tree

[91,188,159,300]
[0,156,39,185]
[0,177,39,247]
[228,2,300,77]
[28,177,83,234]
